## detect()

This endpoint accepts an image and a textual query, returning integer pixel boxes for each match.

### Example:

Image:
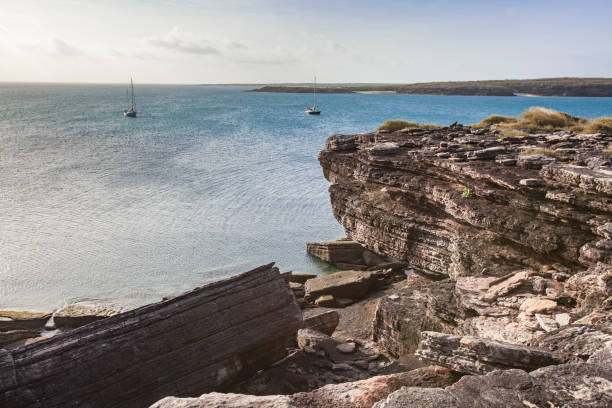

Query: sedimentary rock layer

[0,264,302,408]
[319,127,612,279]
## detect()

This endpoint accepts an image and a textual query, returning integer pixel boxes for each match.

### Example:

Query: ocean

[1,83,611,311]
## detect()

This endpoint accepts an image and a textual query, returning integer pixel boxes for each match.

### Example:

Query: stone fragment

[535,313,559,332]
[151,393,294,408]
[519,298,557,315]
[519,178,543,187]
[315,295,337,307]
[336,342,356,354]
[555,312,571,326]
[362,250,385,266]
[297,328,333,349]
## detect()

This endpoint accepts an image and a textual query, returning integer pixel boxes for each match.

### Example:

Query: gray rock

[415,331,558,375]
[302,310,339,336]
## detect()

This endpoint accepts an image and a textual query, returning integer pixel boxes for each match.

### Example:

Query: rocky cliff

[318,124,612,360]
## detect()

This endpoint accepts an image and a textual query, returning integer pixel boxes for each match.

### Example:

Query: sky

[0,0,611,84]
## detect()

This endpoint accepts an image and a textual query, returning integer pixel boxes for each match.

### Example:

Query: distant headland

[248,77,612,97]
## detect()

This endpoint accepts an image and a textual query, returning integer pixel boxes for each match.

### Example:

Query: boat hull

[306,109,321,115]
[124,110,137,117]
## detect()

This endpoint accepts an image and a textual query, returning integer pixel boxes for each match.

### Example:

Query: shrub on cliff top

[377,120,419,132]
[377,120,441,132]
[519,107,586,131]
[583,117,612,135]
[499,129,528,139]
[472,115,518,128]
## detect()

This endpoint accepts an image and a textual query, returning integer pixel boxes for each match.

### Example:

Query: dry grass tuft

[583,117,612,135]
[472,115,518,128]
[377,120,419,132]
[520,148,560,158]
[499,129,528,138]
[518,107,586,131]
[377,120,441,132]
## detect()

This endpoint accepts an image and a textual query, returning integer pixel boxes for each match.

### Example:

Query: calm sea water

[1,83,612,311]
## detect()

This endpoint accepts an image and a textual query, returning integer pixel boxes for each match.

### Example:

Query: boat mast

[313,76,317,109]
[130,78,136,110]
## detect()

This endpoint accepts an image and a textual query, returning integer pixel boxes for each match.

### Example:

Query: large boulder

[373,277,458,357]
[0,264,302,408]
[305,269,402,303]
[307,240,367,265]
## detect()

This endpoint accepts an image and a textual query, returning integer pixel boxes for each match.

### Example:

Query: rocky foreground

[2,124,611,407]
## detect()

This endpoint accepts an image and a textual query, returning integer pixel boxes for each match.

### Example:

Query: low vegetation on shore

[379,107,612,135]
[377,120,440,132]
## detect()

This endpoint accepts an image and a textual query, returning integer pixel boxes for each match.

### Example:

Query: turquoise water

[1,83,612,311]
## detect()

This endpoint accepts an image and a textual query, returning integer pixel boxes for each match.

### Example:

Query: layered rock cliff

[319,126,612,349]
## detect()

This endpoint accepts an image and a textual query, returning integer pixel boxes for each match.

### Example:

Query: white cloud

[53,38,84,57]
[147,27,220,56]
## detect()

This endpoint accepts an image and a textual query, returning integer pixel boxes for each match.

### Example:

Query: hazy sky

[1,0,611,84]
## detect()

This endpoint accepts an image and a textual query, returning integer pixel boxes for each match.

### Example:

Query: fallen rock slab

[151,393,294,408]
[0,263,302,408]
[307,240,366,264]
[529,324,612,363]
[415,331,558,375]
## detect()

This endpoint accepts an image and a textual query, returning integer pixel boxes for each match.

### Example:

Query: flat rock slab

[53,303,124,328]
[0,311,51,331]
[0,264,302,408]
[307,240,366,264]
[416,331,558,375]
[305,270,375,301]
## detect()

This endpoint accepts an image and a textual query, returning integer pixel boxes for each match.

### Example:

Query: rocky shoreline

[2,122,611,407]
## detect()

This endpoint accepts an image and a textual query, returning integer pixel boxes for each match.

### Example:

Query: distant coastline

[247,77,612,97]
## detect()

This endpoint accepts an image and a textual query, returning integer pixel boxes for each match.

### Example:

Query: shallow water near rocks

[1,83,611,311]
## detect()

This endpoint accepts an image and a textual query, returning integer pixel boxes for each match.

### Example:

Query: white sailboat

[123,78,137,117]
[305,76,321,115]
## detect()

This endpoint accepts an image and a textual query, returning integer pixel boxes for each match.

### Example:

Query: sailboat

[123,78,137,117]
[305,76,321,115]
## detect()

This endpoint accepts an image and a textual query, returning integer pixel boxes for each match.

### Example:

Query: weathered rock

[416,331,558,375]
[373,277,458,357]
[287,273,317,284]
[530,324,612,363]
[519,298,557,315]
[336,342,356,353]
[305,269,401,303]
[318,127,606,281]
[0,329,40,348]
[0,311,51,331]
[307,240,366,265]
[53,303,124,328]
[372,363,612,408]
[314,295,337,307]
[154,366,460,408]
[0,264,302,408]
[151,393,294,408]
[297,328,334,349]
[303,310,339,336]
[564,262,612,316]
